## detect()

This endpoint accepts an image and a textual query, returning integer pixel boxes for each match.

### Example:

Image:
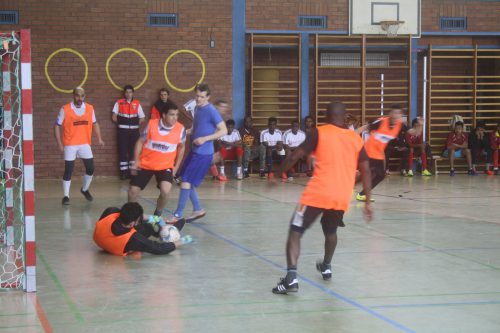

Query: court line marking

[29,293,54,333]
[136,195,416,333]
[372,299,500,309]
[228,183,500,271]
[37,249,85,324]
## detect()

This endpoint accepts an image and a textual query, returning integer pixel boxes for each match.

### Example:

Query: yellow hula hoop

[164,50,206,93]
[45,48,88,94]
[106,48,149,91]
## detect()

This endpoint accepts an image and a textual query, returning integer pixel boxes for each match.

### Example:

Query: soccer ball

[160,225,180,242]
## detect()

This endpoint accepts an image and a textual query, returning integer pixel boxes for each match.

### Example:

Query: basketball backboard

[349,0,421,37]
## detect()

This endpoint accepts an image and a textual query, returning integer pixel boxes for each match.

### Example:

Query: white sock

[220,166,225,175]
[237,166,242,174]
[63,180,71,197]
[82,175,93,191]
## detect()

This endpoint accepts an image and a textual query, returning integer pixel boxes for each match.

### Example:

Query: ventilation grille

[148,13,178,27]
[320,53,390,67]
[298,16,327,29]
[0,11,18,25]
[439,17,467,30]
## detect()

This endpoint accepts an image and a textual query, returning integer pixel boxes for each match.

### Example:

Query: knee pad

[63,161,75,181]
[83,158,94,175]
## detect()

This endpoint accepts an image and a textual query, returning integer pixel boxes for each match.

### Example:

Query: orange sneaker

[268,172,275,180]
[281,172,288,181]
[217,174,228,182]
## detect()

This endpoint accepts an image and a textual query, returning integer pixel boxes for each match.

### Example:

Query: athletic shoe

[467,169,478,176]
[244,171,250,178]
[495,169,499,175]
[268,172,275,180]
[165,215,181,224]
[216,174,228,182]
[173,218,186,232]
[385,169,390,176]
[316,260,332,280]
[236,172,243,180]
[186,210,206,223]
[259,170,266,178]
[61,196,70,205]
[306,170,313,178]
[281,172,288,181]
[271,277,299,294]
[450,169,455,177]
[422,169,432,176]
[287,176,294,181]
[485,170,494,176]
[407,170,414,177]
[401,169,407,176]
[80,188,93,201]
[355,193,374,202]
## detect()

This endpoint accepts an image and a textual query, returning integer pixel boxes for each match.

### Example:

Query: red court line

[29,293,53,333]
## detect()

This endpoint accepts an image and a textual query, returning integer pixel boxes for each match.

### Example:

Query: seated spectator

[281,119,306,180]
[217,119,244,180]
[260,117,284,179]
[405,117,432,176]
[469,121,493,175]
[443,121,474,176]
[304,116,316,177]
[239,116,264,178]
[490,121,500,175]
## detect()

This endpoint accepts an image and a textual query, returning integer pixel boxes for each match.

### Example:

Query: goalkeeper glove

[146,215,166,233]
[180,235,193,245]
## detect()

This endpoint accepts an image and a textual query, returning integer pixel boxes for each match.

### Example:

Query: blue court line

[135,194,415,333]
[193,223,416,333]
[372,300,500,309]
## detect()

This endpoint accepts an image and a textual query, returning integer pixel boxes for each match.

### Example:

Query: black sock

[285,267,297,284]
[153,209,162,217]
[322,261,331,269]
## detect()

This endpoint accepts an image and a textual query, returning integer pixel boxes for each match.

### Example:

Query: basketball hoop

[379,20,405,37]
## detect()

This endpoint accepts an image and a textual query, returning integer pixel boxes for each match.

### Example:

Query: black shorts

[130,168,173,190]
[289,204,345,234]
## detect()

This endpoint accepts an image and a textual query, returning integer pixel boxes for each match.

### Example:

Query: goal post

[0,29,35,292]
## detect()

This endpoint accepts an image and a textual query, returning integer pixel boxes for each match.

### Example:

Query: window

[439,17,467,30]
[298,16,327,29]
[320,53,390,67]
[0,11,18,25]
[148,13,178,27]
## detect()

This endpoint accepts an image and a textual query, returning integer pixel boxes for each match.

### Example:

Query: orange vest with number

[364,117,403,160]
[62,103,93,146]
[93,212,137,256]
[300,124,363,211]
[139,119,184,171]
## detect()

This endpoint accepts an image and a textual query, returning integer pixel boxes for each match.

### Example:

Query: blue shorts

[443,149,463,158]
[179,151,213,187]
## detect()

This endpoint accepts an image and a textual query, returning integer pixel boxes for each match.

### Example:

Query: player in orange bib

[356,105,406,202]
[94,202,192,256]
[54,87,105,205]
[272,102,373,295]
[128,101,186,217]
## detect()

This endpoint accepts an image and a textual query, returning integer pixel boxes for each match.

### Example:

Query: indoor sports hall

[1,1,499,332]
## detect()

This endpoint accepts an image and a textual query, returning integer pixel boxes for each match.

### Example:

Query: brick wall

[0,0,232,178]
[246,0,348,31]
[246,0,500,33]
[422,0,500,32]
